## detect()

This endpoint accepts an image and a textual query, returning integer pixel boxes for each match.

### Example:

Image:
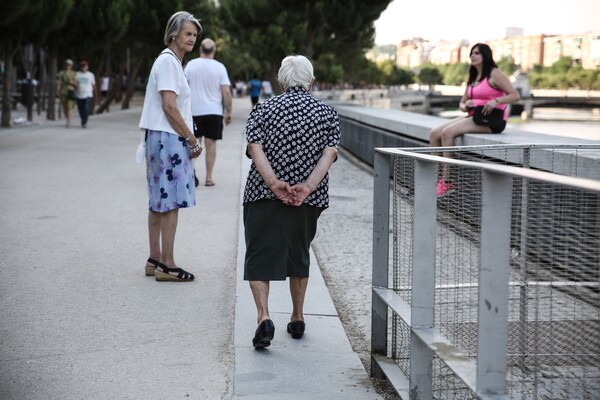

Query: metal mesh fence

[388,145,600,399]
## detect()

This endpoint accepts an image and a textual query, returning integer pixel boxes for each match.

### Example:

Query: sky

[374,0,600,45]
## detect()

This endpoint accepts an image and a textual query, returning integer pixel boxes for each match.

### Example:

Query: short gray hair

[277,55,314,91]
[163,11,202,46]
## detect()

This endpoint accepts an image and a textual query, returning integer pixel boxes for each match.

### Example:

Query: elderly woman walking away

[138,11,203,282]
[243,55,341,348]
[428,43,519,197]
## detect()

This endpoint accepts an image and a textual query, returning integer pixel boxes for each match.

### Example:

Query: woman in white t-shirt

[138,11,203,282]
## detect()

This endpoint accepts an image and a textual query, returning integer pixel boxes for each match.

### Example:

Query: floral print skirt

[145,129,196,212]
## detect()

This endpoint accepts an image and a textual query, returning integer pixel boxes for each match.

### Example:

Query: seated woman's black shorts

[243,199,323,281]
[489,120,506,133]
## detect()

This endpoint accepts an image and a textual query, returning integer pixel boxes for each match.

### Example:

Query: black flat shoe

[252,319,275,348]
[287,320,305,339]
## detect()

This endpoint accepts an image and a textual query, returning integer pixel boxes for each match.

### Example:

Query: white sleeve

[156,57,180,95]
[220,65,231,86]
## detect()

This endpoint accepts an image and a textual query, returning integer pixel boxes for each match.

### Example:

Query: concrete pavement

[0,97,382,399]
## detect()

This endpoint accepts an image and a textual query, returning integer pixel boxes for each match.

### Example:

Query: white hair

[164,11,202,46]
[277,55,314,91]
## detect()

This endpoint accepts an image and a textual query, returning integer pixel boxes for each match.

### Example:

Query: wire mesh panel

[375,145,600,400]
[507,181,600,399]
[392,156,414,378]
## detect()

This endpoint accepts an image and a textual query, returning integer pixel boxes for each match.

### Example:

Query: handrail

[376,147,600,192]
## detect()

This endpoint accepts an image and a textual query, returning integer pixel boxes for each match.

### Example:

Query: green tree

[38,0,76,120]
[0,0,74,126]
[314,54,345,84]
[569,67,599,90]
[393,67,415,87]
[497,56,518,76]
[218,0,392,87]
[417,64,443,90]
[549,56,574,74]
[440,62,469,86]
[376,60,414,86]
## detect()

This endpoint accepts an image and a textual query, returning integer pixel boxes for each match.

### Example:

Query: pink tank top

[468,77,508,120]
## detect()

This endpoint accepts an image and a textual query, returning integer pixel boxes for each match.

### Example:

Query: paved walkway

[0,98,382,399]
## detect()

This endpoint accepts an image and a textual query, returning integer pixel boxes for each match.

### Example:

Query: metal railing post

[477,170,513,396]
[409,159,438,399]
[371,150,390,379]
[518,147,530,371]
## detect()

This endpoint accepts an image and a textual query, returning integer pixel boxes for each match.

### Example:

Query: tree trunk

[95,91,114,114]
[113,62,125,103]
[46,52,58,120]
[121,58,142,110]
[1,45,14,128]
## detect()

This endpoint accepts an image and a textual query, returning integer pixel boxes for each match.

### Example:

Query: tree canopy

[217,0,392,86]
[1,0,396,125]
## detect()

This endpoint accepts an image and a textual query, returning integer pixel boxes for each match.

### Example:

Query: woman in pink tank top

[428,43,520,197]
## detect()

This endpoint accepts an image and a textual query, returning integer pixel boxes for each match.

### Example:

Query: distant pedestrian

[235,80,245,97]
[75,60,96,128]
[184,38,232,187]
[57,59,77,128]
[138,11,203,282]
[248,77,262,106]
[261,79,273,99]
[243,55,341,348]
[100,74,110,110]
[428,43,519,197]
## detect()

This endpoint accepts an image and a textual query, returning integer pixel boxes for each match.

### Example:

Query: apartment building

[544,33,600,69]
[394,31,600,71]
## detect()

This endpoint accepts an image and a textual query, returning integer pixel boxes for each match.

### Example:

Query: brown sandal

[155,262,195,282]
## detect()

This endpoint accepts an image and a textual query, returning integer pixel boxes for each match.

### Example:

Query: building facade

[393,31,600,71]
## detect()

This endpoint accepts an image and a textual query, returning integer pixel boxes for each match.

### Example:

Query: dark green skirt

[243,199,323,281]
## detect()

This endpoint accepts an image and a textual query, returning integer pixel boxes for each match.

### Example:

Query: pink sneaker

[436,179,456,197]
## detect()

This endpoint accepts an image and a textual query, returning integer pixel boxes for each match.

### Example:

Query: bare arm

[160,90,202,158]
[221,84,232,125]
[290,147,338,206]
[458,86,474,112]
[247,143,292,204]
[487,68,521,110]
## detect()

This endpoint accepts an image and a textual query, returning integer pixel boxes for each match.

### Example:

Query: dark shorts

[243,199,323,281]
[489,120,506,133]
[193,115,223,140]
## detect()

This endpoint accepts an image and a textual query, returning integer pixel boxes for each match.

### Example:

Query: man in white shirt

[184,38,232,187]
[75,60,96,128]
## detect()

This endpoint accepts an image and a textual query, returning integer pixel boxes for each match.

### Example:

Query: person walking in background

[428,43,519,197]
[243,55,340,348]
[57,59,77,128]
[184,37,232,187]
[261,78,273,100]
[75,60,96,128]
[138,11,203,282]
[100,74,111,111]
[248,76,262,107]
[235,80,245,97]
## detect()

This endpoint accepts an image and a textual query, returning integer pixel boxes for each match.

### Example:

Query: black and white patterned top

[243,86,341,208]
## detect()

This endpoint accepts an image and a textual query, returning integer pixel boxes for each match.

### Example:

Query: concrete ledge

[328,102,600,180]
